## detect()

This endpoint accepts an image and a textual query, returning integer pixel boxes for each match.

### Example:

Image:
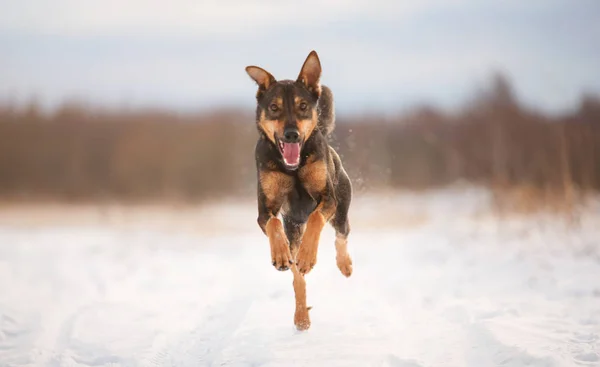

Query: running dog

[246,50,353,330]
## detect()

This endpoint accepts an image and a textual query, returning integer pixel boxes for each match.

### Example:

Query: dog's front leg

[295,195,336,275]
[258,208,293,272]
[257,171,293,272]
[264,216,293,271]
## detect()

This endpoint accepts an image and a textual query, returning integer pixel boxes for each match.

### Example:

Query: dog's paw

[271,235,293,271]
[336,253,353,277]
[296,242,317,275]
[294,306,311,331]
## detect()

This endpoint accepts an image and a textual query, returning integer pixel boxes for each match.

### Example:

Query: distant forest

[1,75,599,208]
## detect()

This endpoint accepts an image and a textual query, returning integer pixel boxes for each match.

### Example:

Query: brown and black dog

[246,51,352,329]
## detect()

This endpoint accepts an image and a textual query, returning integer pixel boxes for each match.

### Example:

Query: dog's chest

[281,177,318,222]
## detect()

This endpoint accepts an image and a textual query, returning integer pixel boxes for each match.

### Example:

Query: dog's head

[246,51,322,170]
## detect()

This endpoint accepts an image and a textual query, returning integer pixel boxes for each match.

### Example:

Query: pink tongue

[282,143,300,165]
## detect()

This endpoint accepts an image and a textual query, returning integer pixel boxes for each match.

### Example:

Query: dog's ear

[297,50,322,97]
[245,66,276,92]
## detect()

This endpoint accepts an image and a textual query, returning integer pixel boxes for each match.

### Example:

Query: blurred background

[1,0,599,211]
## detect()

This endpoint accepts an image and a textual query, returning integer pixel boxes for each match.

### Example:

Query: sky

[1,0,599,114]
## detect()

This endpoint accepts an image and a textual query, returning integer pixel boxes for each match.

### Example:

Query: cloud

[0,0,599,113]
[0,0,497,36]
[0,0,376,36]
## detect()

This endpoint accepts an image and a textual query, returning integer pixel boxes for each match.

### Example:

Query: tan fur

[335,233,353,277]
[257,110,284,144]
[299,156,328,197]
[265,217,292,270]
[297,109,318,142]
[259,170,293,205]
[290,246,310,330]
[295,209,326,274]
[294,96,308,108]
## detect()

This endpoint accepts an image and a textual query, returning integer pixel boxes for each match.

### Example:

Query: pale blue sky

[1,0,599,114]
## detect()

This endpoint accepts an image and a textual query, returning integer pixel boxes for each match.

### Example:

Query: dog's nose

[284,129,300,143]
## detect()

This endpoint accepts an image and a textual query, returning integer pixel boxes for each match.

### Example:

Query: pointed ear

[297,50,322,96]
[245,66,276,91]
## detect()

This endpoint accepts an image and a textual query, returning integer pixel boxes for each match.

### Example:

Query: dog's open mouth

[278,140,301,169]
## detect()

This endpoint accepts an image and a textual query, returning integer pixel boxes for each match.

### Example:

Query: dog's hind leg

[283,216,305,257]
[331,172,353,278]
[332,220,352,278]
[290,261,311,330]
[284,216,311,330]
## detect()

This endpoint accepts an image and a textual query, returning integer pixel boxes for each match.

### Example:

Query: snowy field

[1,188,599,367]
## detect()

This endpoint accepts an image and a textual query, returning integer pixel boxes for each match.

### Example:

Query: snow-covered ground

[1,188,599,367]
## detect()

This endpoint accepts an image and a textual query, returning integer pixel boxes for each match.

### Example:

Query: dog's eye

[299,102,307,111]
[269,103,279,112]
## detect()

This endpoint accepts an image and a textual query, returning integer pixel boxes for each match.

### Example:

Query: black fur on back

[317,85,335,137]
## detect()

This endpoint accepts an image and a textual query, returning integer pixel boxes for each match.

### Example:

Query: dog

[245,51,353,284]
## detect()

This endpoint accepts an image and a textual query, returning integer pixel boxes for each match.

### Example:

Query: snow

[1,188,599,367]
